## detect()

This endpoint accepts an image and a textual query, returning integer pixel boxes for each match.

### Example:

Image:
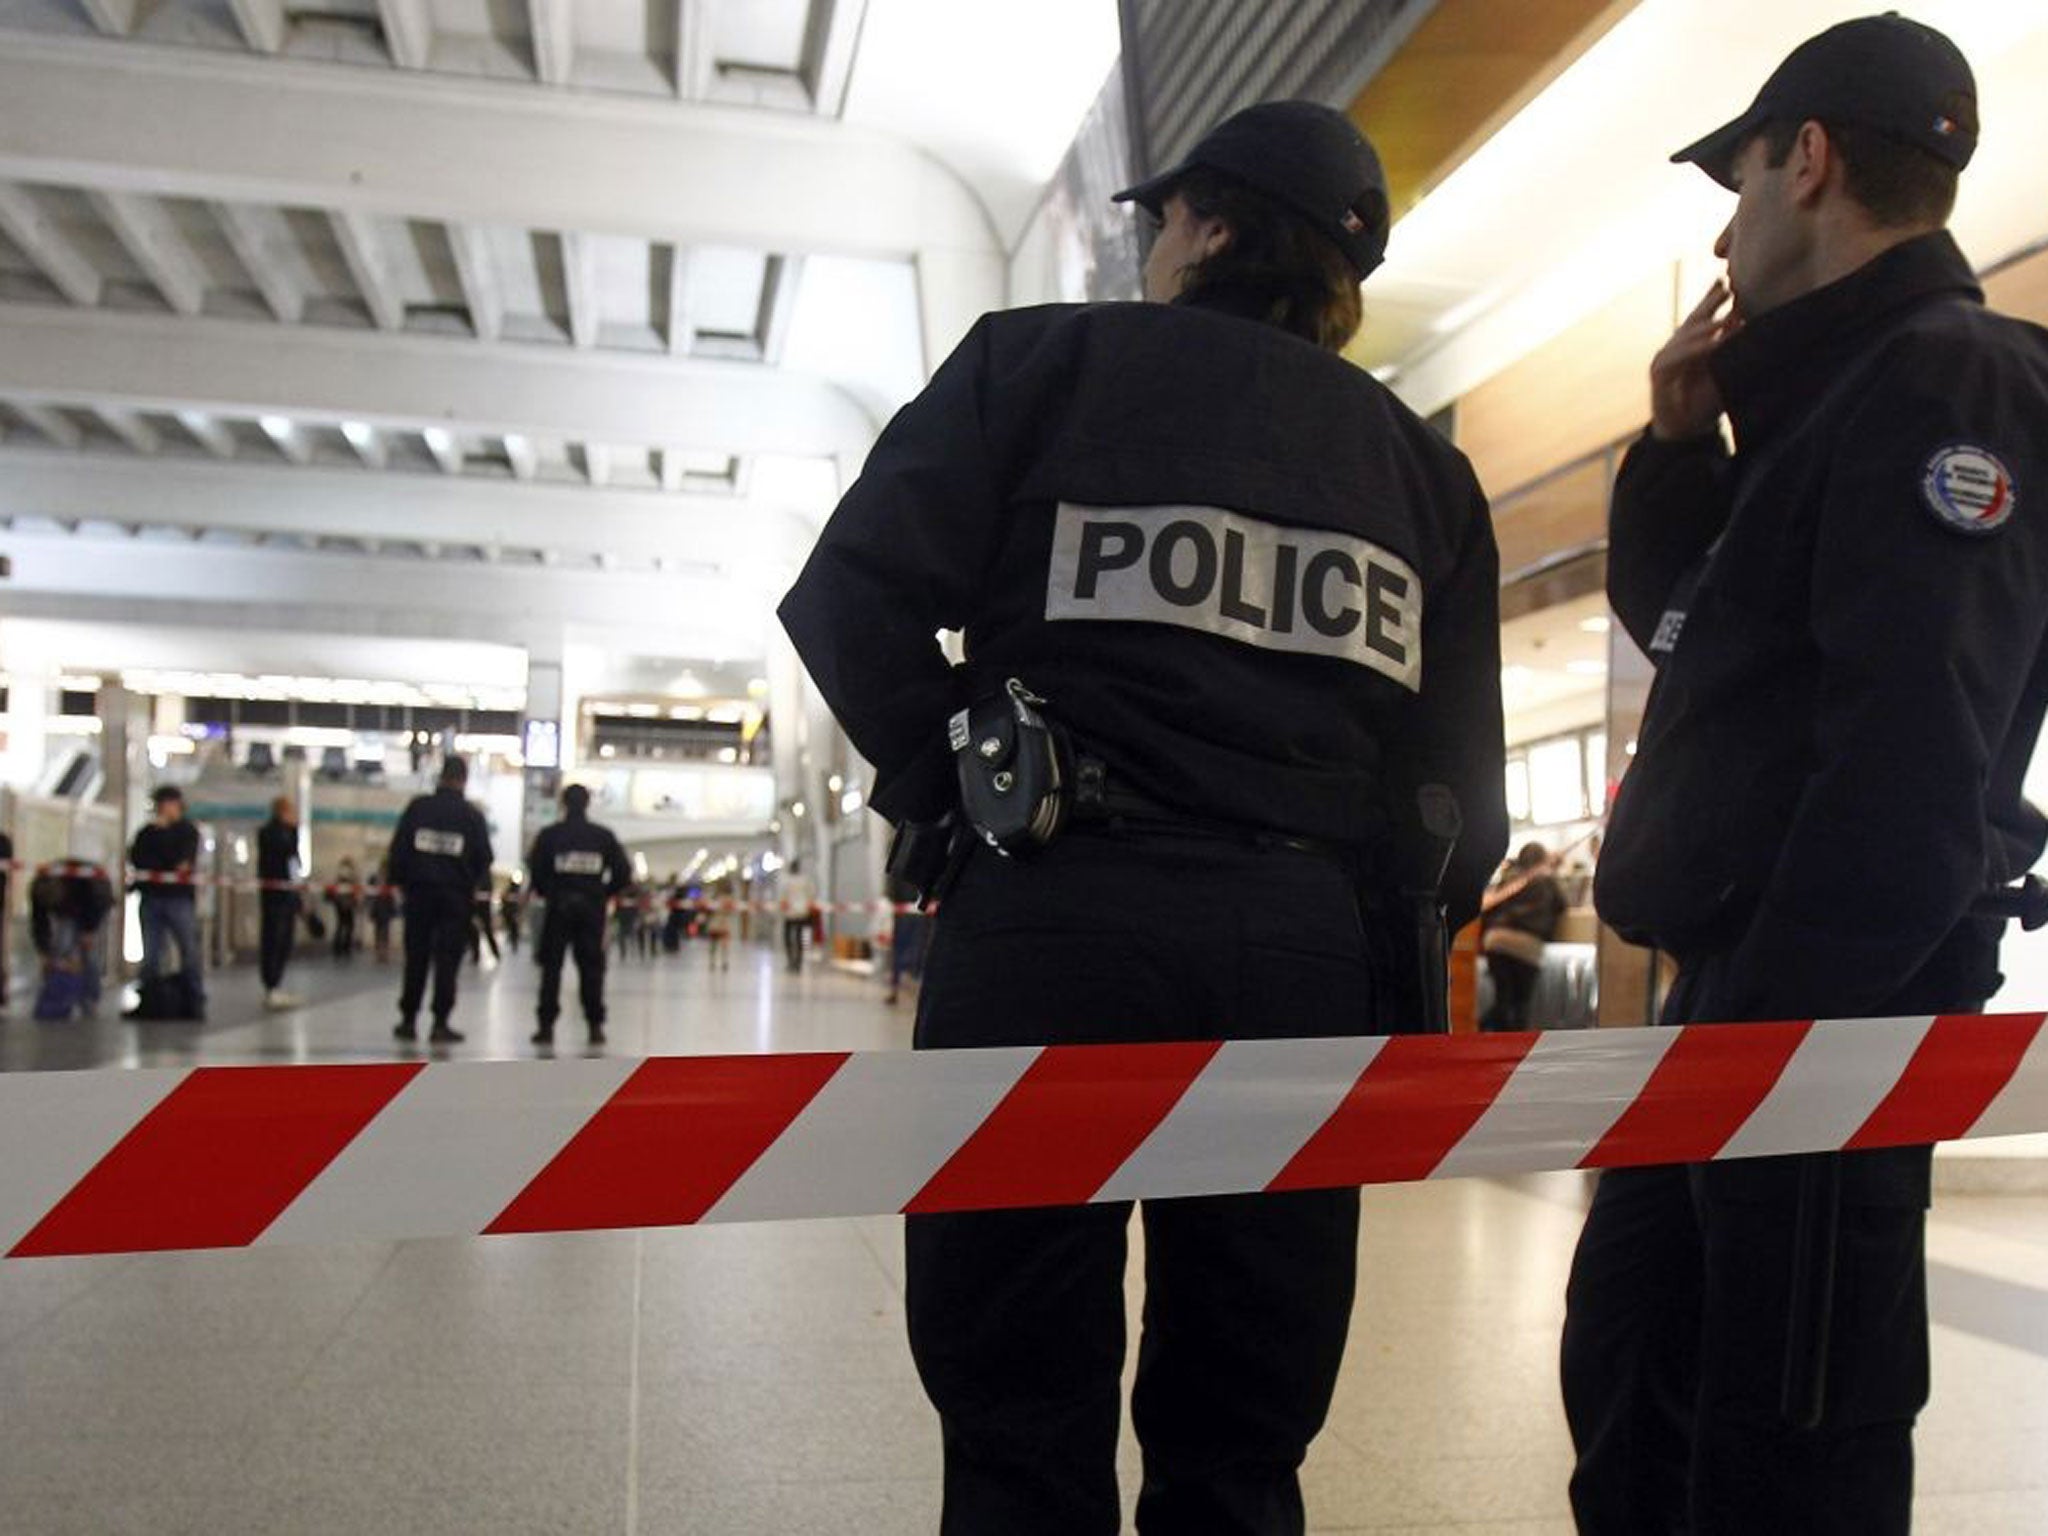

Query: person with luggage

[389,756,493,1045]
[127,784,205,1021]
[526,783,632,1046]
[28,859,114,1022]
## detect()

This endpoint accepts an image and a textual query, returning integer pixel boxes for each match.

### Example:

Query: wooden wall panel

[1456,272,1671,501]
[1351,0,1641,218]
[1489,456,1611,580]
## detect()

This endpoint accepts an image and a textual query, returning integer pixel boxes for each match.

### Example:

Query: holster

[884,815,967,910]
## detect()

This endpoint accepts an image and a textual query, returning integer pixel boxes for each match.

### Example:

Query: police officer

[780,101,1506,1536]
[389,755,493,1045]
[526,783,631,1047]
[1561,18,2048,1535]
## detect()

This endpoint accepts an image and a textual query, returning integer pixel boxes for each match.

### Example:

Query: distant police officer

[1562,18,2048,1536]
[389,755,493,1045]
[526,783,631,1047]
[780,101,1507,1536]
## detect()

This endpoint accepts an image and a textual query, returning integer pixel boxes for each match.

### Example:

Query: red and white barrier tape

[2,1013,2042,1260]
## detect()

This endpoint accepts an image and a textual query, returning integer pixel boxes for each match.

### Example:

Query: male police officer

[390,755,493,1044]
[782,101,1505,1535]
[1562,18,2048,1535]
[526,783,631,1046]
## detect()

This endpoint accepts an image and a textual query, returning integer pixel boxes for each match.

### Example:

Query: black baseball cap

[1113,100,1391,280]
[1672,13,1977,190]
[562,783,590,813]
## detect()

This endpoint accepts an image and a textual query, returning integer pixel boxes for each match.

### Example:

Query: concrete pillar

[518,645,569,874]
[96,684,151,980]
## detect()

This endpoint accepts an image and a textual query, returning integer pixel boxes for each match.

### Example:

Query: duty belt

[1066,753,1345,861]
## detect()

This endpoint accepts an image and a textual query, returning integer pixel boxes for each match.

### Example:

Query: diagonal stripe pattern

[2,1013,2043,1260]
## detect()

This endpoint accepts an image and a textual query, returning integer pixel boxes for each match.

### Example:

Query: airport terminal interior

[2,0,2047,1530]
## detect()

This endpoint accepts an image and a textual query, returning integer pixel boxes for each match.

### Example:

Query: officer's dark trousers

[397,888,472,1027]
[258,892,297,991]
[537,903,608,1029]
[1560,951,1968,1536]
[907,829,1374,1536]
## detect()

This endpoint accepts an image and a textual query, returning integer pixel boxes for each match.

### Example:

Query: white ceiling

[840,0,1122,247]
[0,0,1116,626]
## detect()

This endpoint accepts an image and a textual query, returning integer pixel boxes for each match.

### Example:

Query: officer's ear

[1786,120,1836,210]
[1192,211,1234,260]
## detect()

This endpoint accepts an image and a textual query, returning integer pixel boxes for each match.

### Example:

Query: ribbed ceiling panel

[1120,0,1439,174]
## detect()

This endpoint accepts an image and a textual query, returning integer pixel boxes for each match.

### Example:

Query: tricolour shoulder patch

[1921,444,2016,535]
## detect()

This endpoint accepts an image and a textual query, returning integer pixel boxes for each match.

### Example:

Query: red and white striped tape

[2,1013,2041,1260]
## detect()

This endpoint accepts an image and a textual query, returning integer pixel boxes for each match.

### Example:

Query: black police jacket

[131,820,200,901]
[778,289,1509,929]
[389,786,494,894]
[527,815,631,914]
[1596,232,2048,1021]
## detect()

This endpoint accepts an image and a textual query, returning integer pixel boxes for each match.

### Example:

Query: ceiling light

[258,415,294,438]
[1579,615,1612,634]
[1566,660,1606,677]
[340,421,374,449]
[422,427,455,453]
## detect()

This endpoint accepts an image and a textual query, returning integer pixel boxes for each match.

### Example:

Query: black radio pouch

[950,678,1070,856]
[885,814,964,909]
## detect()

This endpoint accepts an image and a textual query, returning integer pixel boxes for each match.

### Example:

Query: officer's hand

[1649,281,1736,442]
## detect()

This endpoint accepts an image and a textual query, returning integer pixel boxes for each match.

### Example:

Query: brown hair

[1756,117,1962,228]
[1169,166,1364,352]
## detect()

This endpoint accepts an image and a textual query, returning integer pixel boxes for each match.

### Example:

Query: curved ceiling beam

[0,33,1002,263]
[0,304,878,458]
[0,448,820,573]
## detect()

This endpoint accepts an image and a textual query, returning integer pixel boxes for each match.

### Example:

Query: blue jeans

[139,896,205,1003]
[39,915,103,1011]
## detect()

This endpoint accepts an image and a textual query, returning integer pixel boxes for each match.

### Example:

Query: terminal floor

[1,945,2045,1534]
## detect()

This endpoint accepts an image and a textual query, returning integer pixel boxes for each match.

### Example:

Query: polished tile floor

[1,942,2044,1534]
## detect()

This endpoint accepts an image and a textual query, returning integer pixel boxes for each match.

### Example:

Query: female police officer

[780,101,1507,1535]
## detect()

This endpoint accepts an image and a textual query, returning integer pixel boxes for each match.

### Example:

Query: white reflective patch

[1649,609,1686,654]
[1045,503,1422,692]
[414,829,465,857]
[554,850,605,876]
